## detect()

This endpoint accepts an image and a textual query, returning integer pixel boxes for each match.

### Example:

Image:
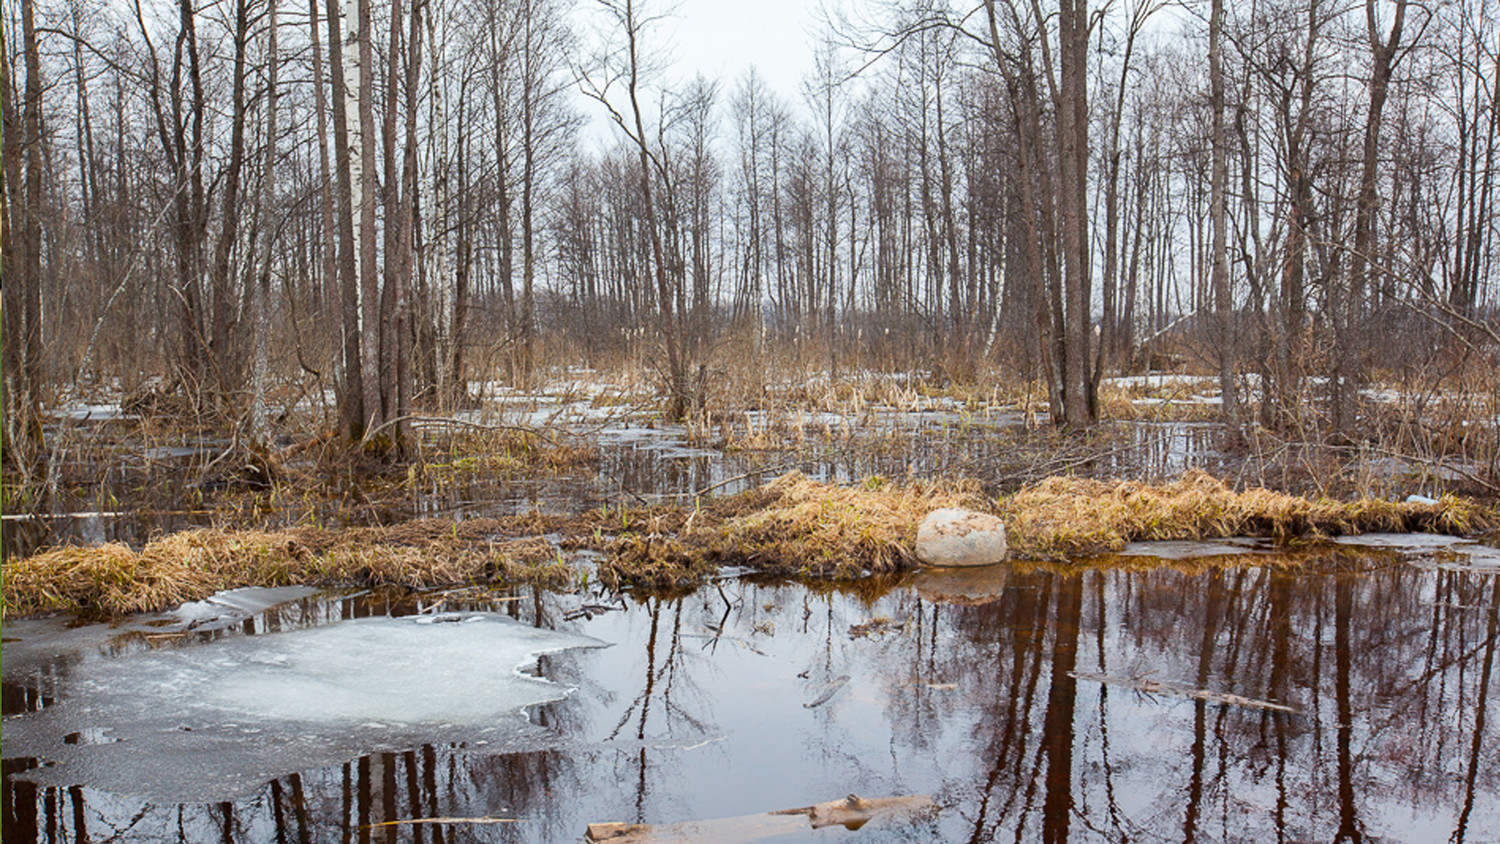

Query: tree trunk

[1057,0,1094,427]
[622,0,687,419]
[1337,0,1409,436]
[208,0,251,403]
[325,0,364,438]
[309,0,339,346]
[250,0,279,443]
[1,0,46,478]
[355,0,381,436]
[1210,0,1241,444]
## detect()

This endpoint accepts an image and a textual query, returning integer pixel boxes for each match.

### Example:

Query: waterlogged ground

[15,369,1491,563]
[5,386,1038,561]
[4,538,1498,843]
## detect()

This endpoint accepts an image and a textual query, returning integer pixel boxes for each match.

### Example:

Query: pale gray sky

[574,0,836,146]
[659,0,826,99]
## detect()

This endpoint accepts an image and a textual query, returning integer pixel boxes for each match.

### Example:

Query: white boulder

[916,508,1008,567]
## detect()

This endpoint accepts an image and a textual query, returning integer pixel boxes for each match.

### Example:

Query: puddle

[5,544,1498,843]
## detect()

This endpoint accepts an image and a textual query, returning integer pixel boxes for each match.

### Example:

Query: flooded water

[4,407,1036,561]
[5,542,1497,843]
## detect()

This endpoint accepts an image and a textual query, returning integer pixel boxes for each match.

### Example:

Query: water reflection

[3,412,1041,560]
[5,552,1497,843]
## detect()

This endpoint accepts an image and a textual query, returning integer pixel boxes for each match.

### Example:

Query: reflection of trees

[4,561,1497,842]
[864,557,1500,842]
[1453,575,1499,842]
[1041,575,1082,844]
[598,591,724,824]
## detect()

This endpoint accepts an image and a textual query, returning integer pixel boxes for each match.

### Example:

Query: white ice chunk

[1332,533,1475,549]
[3,613,607,801]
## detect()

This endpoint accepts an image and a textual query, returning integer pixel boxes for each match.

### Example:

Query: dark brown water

[4,546,1497,843]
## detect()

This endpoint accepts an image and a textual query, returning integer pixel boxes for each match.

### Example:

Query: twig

[364,817,525,827]
[1367,445,1499,494]
[694,459,808,497]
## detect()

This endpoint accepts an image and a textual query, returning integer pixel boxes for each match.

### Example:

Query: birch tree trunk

[250,0,279,443]
[325,0,364,437]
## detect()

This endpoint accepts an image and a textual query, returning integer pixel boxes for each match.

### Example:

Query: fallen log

[585,793,936,843]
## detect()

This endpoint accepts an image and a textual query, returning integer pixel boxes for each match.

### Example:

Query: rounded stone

[916,508,1008,567]
[912,564,1010,605]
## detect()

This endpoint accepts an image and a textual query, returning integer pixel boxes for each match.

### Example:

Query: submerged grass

[5,469,1494,616]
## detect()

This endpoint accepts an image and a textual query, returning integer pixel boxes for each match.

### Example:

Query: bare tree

[1,0,46,479]
[1333,0,1417,435]
[579,0,691,419]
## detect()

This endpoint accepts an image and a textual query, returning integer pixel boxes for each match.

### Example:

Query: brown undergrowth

[5,470,1493,617]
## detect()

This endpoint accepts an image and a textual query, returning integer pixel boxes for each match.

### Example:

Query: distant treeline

[3,0,1498,457]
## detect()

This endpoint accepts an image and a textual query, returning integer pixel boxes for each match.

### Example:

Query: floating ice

[169,585,322,630]
[1332,532,1476,549]
[2,613,606,801]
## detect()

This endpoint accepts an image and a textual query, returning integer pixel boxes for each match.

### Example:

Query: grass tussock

[416,429,598,479]
[2,521,575,619]
[1003,469,1493,560]
[602,472,991,587]
[8,470,1494,616]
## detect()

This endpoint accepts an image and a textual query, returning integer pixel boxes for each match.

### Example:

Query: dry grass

[602,472,990,586]
[2,520,576,618]
[1002,469,1493,560]
[8,469,1494,615]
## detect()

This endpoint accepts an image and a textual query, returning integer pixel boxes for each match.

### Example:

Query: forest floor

[4,367,1498,618]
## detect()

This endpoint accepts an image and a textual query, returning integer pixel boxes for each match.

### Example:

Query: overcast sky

[573,0,839,146]
[659,0,828,98]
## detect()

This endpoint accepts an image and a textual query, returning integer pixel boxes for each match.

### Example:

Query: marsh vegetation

[5,0,1500,838]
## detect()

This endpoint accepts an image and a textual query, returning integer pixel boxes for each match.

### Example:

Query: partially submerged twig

[1070,671,1298,713]
[586,794,936,842]
[365,816,524,827]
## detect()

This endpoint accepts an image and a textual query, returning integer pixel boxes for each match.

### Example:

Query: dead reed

[6,470,1493,616]
[1002,469,1492,559]
[1,520,575,618]
[602,472,989,586]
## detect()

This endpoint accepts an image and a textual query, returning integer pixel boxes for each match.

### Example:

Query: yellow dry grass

[603,472,990,585]
[7,470,1493,615]
[1002,469,1492,560]
[2,522,572,618]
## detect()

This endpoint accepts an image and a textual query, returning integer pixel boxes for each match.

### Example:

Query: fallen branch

[365,816,524,827]
[586,794,935,842]
[1070,671,1298,713]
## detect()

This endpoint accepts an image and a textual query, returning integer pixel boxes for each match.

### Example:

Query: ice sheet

[2,613,606,801]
